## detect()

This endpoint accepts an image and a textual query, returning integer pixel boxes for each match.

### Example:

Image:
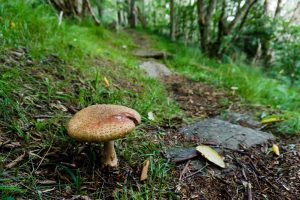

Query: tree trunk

[210,0,257,57]
[263,0,269,14]
[170,0,176,41]
[49,0,101,25]
[129,0,137,28]
[137,6,147,28]
[197,0,216,53]
[274,0,282,19]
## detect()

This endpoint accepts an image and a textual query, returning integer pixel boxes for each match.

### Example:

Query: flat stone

[133,49,171,59]
[179,119,274,150]
[164,147,199,163]
[217,111,261,129]
[139,61,172,78]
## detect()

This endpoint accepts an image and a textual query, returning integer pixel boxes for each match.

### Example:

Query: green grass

[142,30,300,135]
[1,0,299,199]
[0,0,179,199]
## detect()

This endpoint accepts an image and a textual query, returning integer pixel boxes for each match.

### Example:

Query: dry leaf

[50,103,68,112]
[261,117,281,124]
[5,151,26,169]
[140,159,150,181]
[272,144,280,156]
[147,112,155,121]
[103,77,110,87]
[196,145,226,168]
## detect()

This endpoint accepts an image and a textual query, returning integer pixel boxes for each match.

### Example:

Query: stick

[5,151,26,169]
[183,163,208,180]
[247,182,253,200]
[179,160,191,181]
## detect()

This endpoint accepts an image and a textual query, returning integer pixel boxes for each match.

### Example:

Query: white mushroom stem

[102,140,118,167]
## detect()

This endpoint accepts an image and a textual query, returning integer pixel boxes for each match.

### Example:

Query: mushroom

[67,104,141,167]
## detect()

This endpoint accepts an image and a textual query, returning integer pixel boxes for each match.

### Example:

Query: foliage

[272,22,300,86]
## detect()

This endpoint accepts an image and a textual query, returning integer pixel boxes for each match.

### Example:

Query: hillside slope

[0,1,299,199]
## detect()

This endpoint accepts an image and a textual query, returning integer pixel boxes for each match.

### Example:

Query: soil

[164,75,242,118]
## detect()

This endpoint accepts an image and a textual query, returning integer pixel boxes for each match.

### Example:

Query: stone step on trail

[180,118,274,150]
[133,49,172,59]
[139,61,172,78]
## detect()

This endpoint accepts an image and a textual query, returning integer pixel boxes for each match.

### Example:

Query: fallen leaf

[196,145,226,168]
[147,112,155,121]
[103,77,110,87]
[11,22,16,28]
[5,151,26,168]
[272,144,280,156]
[261,117,281,124]
[140,159,150,181]
[50,101,68,112]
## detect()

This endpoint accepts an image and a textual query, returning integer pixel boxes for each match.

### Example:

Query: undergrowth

[0,0,179,199]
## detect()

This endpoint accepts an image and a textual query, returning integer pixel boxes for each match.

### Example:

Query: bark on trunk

[197,0,216,53]
[274,0,282,19]
[49,0,100,25]
[137,6,147,28]
[129,0,137,28]
[170,0,176,41]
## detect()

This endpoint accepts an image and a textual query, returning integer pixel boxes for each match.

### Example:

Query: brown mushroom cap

[67,104,141,142]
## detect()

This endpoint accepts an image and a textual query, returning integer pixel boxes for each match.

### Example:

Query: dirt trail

[130,30,300,200]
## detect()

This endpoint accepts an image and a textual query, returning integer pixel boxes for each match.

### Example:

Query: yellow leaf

[11,22,16,29]
[103,77,110,87]
[272,144,280,156]
[196,145,226,168]
[261,117,281,124]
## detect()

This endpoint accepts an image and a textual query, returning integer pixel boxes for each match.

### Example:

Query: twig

[5,151,26,169]
[183,163,208,180]
[179,160,191,181]
[34,142,53,173]
[247,182,253,200]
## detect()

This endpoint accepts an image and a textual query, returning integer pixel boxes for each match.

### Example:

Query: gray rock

[217,111,261,129]
[180,119,274,150]
[133,49,171,59]
[139,61,172,78]
[164,147,199,163]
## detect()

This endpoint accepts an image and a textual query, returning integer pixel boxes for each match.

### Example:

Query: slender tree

[170,0,176,41]
[196,0,257,57]
[274,0,282,19]
[49,0,101,25]
[129,0,137,28]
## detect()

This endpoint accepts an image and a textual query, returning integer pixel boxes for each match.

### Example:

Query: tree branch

[227,0,257,35]
[274,0,282,19]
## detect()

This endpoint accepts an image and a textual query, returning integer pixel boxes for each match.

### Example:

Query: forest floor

[1,29,299,200]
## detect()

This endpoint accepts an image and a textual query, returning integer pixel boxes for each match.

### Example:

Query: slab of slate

[217,111,261,129]
[179,119,274,150]
[133,49,171,59]
[139,61,172,78]
[164,147,200,163]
